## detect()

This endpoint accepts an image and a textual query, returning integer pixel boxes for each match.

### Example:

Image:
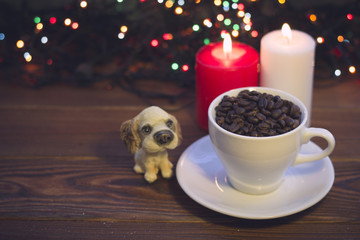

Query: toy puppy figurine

[120,106,182,183]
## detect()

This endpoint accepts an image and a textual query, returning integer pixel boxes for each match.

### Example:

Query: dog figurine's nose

[154,130,174,145]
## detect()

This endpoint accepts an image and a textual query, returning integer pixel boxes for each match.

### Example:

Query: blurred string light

[0,33,5,40]
[316,36,324,44]
[80,1,87,8]
[334,69,341,77]
[24,52,32,62]
[214,0,221,7]
[237,10,245,17]
[244,24,251,31]
[182,64,189,72]
[309,14,317,22]
[41,36,48,44]
[217,14,224,21]
[34,16,41,24]
[151,39,159,47]
[175,6,183,14]
[64,18,72,26]
[165,0,174,8]
[337,35,344,42]
[203,18,212,28]
[163,33,173,40]
[349,66,356,74]
[192,24,200,31]
[231,30,239,37]
[120,25,128,33]
[118,23,128,40]
[171,62,179,70]
[49,17,57,24]
[71,22,79,30]
[36,23,44,31]
[16,40,24,48]
[238,3,244,10]
[251,30,258,38]
[220,30,228,38]
[118,32,125,39]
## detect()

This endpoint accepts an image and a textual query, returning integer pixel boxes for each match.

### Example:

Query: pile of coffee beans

[215,90,302,137]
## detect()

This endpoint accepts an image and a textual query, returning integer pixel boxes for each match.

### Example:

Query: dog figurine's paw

[133,164,144,174]
[161,169,173,179]
[120,106,182,183]
[144,172,158,183]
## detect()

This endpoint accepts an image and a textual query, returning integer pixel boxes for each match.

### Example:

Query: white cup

[208,87,335,195]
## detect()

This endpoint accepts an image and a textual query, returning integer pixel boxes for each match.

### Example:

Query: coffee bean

[215,90,302,137]
[267,100,275,110]
[234,106,246,115]
[271,109,282,119]
[238,99,251,106]
[256,112,266,121]
[247,116,259,124]
[229,122,241,133]
[285,117,295,127]
[274,99,283,109]
[293,119,300,128]
[258,96,268,109]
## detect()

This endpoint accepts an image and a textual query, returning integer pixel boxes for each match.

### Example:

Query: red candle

[196,34,259,130]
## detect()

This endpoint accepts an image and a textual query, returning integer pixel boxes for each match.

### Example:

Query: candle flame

[281,23,292,42]
[223,33,232,58]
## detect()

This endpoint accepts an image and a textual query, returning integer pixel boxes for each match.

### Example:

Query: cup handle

[292,128,335,166]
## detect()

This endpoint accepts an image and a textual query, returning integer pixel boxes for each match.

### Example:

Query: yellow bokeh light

[203,18,212,27]
[349,66,356,74]
[309,14,317,22]
[16,40,24,48]
[337,35,344,42]
[80,1,87,8]
[237,10,245,18]
[175,7,183,15]
[217,14,224,21]
[278,0,286,4]
[64,18,72,26]
[120,25,128,33]
[214,0,221,6]
[231,30,239,38]
[316,36,324,44]
[243,17,250,24]
[165,0,174,8]
[24,53,32,62]
[36,23,43,30]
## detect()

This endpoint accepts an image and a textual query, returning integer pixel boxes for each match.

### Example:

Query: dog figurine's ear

[169,113,182,147]
[120,118,141,154]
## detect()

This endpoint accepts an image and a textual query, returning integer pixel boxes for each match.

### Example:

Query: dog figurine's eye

[141,125,152,135]
[166,119,174,129]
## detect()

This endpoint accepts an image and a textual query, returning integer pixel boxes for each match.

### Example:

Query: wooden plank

[0,220,359,240]
[0,155,359,222]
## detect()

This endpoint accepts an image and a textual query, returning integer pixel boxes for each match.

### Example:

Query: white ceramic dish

[176,135,335,219]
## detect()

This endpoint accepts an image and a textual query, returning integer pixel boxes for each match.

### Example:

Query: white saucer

[176,135,334,219]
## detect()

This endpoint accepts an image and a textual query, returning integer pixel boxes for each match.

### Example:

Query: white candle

[260,23,315,125]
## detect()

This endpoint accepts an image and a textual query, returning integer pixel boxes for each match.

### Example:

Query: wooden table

[0,78,359,239]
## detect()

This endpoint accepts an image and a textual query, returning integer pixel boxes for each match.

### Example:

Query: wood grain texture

[0,79,359,239]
